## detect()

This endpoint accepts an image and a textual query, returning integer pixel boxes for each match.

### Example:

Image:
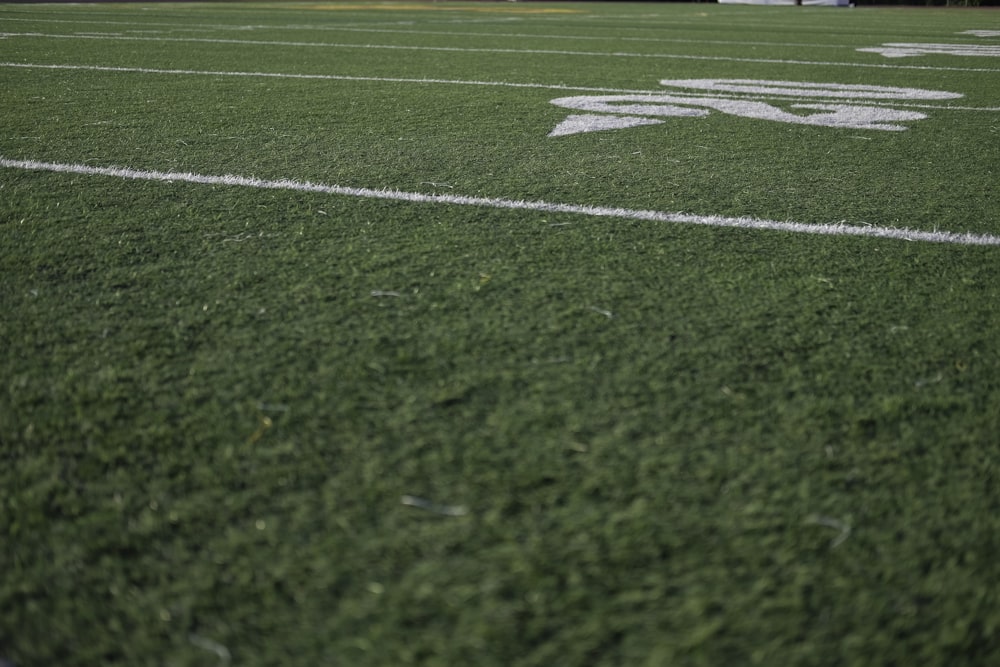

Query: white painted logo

[548,79,963,137]
[857,43,1000,59]
[960,30,1000,38]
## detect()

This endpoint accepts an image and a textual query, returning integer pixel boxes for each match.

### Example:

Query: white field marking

[0,15,480,31]
[547,79,955,134]
[5,62,998,113]
[0,14,878,53]
[858,43,1000,59]
[0,14,856,48]
[3,31,1000,74]
[657,79,962,101]
[3,156,999,247]
[548,114,666,137]
[549,95,927,133]
[244,23,857,51]
[0,61,700,95]
[961,30,1000,38]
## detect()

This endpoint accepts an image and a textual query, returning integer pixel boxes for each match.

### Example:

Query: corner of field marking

[549,114,664,138]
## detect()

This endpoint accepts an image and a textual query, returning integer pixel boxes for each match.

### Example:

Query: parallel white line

[0,61,681,94]
[3,156,998,246]
[262,25,854,49]
[5,62,998,112]
[2,31,999,73]
[0,15,857,49]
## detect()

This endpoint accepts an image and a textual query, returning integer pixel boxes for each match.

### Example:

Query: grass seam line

[4,156,998,247]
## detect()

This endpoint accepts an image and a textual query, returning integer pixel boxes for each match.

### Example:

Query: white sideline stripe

[3,157,998,247]
[6,62,998,112]
[2,31,999,74]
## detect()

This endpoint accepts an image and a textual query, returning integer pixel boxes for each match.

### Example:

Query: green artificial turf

[2,2,1000,665]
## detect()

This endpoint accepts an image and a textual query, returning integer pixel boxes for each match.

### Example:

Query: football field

[2,1,1000,664]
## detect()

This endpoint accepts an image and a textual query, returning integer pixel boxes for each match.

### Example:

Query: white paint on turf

[548,80,960,135]
[548,114,666,137]
[4,63,998,113]
[3,31,1000,73]
[0,15,861,49]
[549,94,928,133]
[3,156,998,246]
[858,43,1000,59]
[0,61,672,95]
[656,80,963,101]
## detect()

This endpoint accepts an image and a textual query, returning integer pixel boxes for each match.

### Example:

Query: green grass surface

[2,2,1000,665]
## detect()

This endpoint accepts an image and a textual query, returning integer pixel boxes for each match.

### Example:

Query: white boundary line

[3,156,998,247]
[2,31,999,74]
[244,25,856,50]
[0,61,670,94]
[0,15,856,50]
[4,62,999,112]
[0,6,988,34]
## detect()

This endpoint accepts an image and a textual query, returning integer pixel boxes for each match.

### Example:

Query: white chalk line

[4,17,856,49]
[3,156,998,247]
[0,15,857,50]
[223,25,857,50]
[2,31,999,74]
[0,6,986,37]
[5,62,998,113]
[0,61,690,95]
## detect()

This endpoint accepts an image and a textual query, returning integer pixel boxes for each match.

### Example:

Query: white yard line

[0,61,689,94]
[4,62,998,112]
[0,15,853,48]
[3,156,998,247]
[263,25,855,50]
[2,31,999,74]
